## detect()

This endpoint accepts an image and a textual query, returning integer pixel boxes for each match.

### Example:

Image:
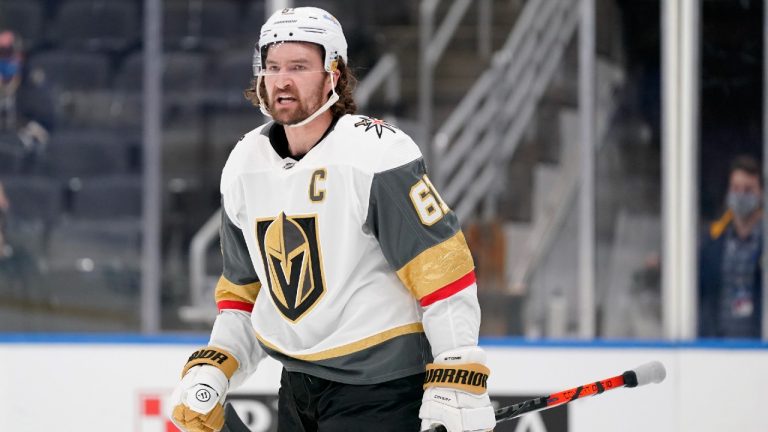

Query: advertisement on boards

[135,392,568,432]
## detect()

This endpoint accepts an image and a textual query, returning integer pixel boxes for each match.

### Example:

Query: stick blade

[632,361,666,386]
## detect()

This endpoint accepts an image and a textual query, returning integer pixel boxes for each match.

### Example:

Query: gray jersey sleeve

[365,158,476,303]
[208,204,267,388]
[215,206,261,311]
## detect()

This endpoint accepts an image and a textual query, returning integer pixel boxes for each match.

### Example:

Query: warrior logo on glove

[256,213,327,323]
[424,365,489,393]
[187,349,230,365]
[195,388,212,403]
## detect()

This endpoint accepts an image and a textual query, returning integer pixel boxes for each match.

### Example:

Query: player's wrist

[426,346,490,392]
[182,346,239,380]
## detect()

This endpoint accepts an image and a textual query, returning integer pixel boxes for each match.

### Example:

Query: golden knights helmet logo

[255,213,326,322]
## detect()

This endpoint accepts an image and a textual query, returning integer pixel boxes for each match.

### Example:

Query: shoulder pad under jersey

[220,123,271,193]
[334,114,423,174]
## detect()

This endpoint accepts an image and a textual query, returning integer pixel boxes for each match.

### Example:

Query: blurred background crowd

[0,0,763,341]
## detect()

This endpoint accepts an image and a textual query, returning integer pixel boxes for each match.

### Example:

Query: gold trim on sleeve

[214,276,261,304]
[396,231,475,300]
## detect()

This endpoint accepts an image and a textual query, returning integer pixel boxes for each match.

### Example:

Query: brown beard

[266,78,328,125]
[269,96,315,125]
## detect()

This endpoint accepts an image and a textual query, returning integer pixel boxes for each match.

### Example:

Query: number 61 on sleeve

[409,175,450,226]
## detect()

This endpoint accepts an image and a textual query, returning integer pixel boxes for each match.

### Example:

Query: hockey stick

[422,361,666,432]
[221,402,251,432]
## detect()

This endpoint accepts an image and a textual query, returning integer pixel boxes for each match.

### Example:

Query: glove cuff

[424,346,490,395]
[423,362,490,395]
[182,346,239,379]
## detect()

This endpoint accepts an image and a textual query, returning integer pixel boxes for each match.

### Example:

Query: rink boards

[0,335,765,432]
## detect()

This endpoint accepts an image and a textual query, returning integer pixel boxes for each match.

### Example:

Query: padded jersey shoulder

[331,114,423,175]
[220,123,273,195]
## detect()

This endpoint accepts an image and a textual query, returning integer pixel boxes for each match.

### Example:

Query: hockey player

[169,7,495,432]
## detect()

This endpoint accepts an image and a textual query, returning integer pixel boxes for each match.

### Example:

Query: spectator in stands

[0,31,23,129]
[699,155,763,339]
[0,30,54,166]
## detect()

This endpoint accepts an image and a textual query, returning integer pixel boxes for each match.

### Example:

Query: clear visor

[257,70,327,80]
[253,41,332,76]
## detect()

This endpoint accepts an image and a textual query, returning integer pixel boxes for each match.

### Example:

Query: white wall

[0,340,765,432]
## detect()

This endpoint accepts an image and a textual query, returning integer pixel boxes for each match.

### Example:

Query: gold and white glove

[169,347,239,432]
[419,346,496,432]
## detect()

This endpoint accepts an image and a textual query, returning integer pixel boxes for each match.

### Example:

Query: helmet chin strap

[257,72,338,128]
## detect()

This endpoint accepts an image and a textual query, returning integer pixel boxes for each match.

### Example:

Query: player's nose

[274,74,294,89]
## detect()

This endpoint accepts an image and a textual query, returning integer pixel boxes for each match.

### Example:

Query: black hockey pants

[277,368,424,432]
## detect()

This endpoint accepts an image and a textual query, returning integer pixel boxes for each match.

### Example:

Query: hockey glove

[169,346,239,432]
[419,346,496,432]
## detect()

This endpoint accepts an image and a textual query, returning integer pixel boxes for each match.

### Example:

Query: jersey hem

[253,323,424,361]
[282,364,427,386]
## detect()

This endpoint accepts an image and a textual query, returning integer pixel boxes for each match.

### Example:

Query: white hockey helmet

[253,7,348,127]
[254,7,348,76]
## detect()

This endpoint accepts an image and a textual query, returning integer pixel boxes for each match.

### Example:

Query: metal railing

[511,60,624,293]
[434,0,580,222]
[419,0,492,165]
[181,208,221,322]
[432,1,627,326]
[354,53,400,110]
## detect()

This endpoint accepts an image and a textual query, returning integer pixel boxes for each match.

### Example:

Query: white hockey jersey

[211,114,481,385]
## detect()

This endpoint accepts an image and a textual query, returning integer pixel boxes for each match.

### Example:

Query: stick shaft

[493,374,627,424]
[426,373,630,432]
[222,403,251,432]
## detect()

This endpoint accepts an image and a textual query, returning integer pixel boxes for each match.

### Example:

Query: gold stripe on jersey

[396,231,475,300]
[254,323,424,361]
[214,276,261,304]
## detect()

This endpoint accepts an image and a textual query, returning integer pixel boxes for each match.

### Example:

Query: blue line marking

[0,333,208,345]
[0,334,766,350]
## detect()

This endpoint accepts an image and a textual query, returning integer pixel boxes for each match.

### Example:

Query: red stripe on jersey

[419,271,476,307]
[217,300,254,313]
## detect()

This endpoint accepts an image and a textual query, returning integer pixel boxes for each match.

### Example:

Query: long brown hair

[243,56,357,118]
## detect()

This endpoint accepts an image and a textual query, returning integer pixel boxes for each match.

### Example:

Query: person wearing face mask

[699,155,764,339]
[0,30,23,129]
[0,30,54,168]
